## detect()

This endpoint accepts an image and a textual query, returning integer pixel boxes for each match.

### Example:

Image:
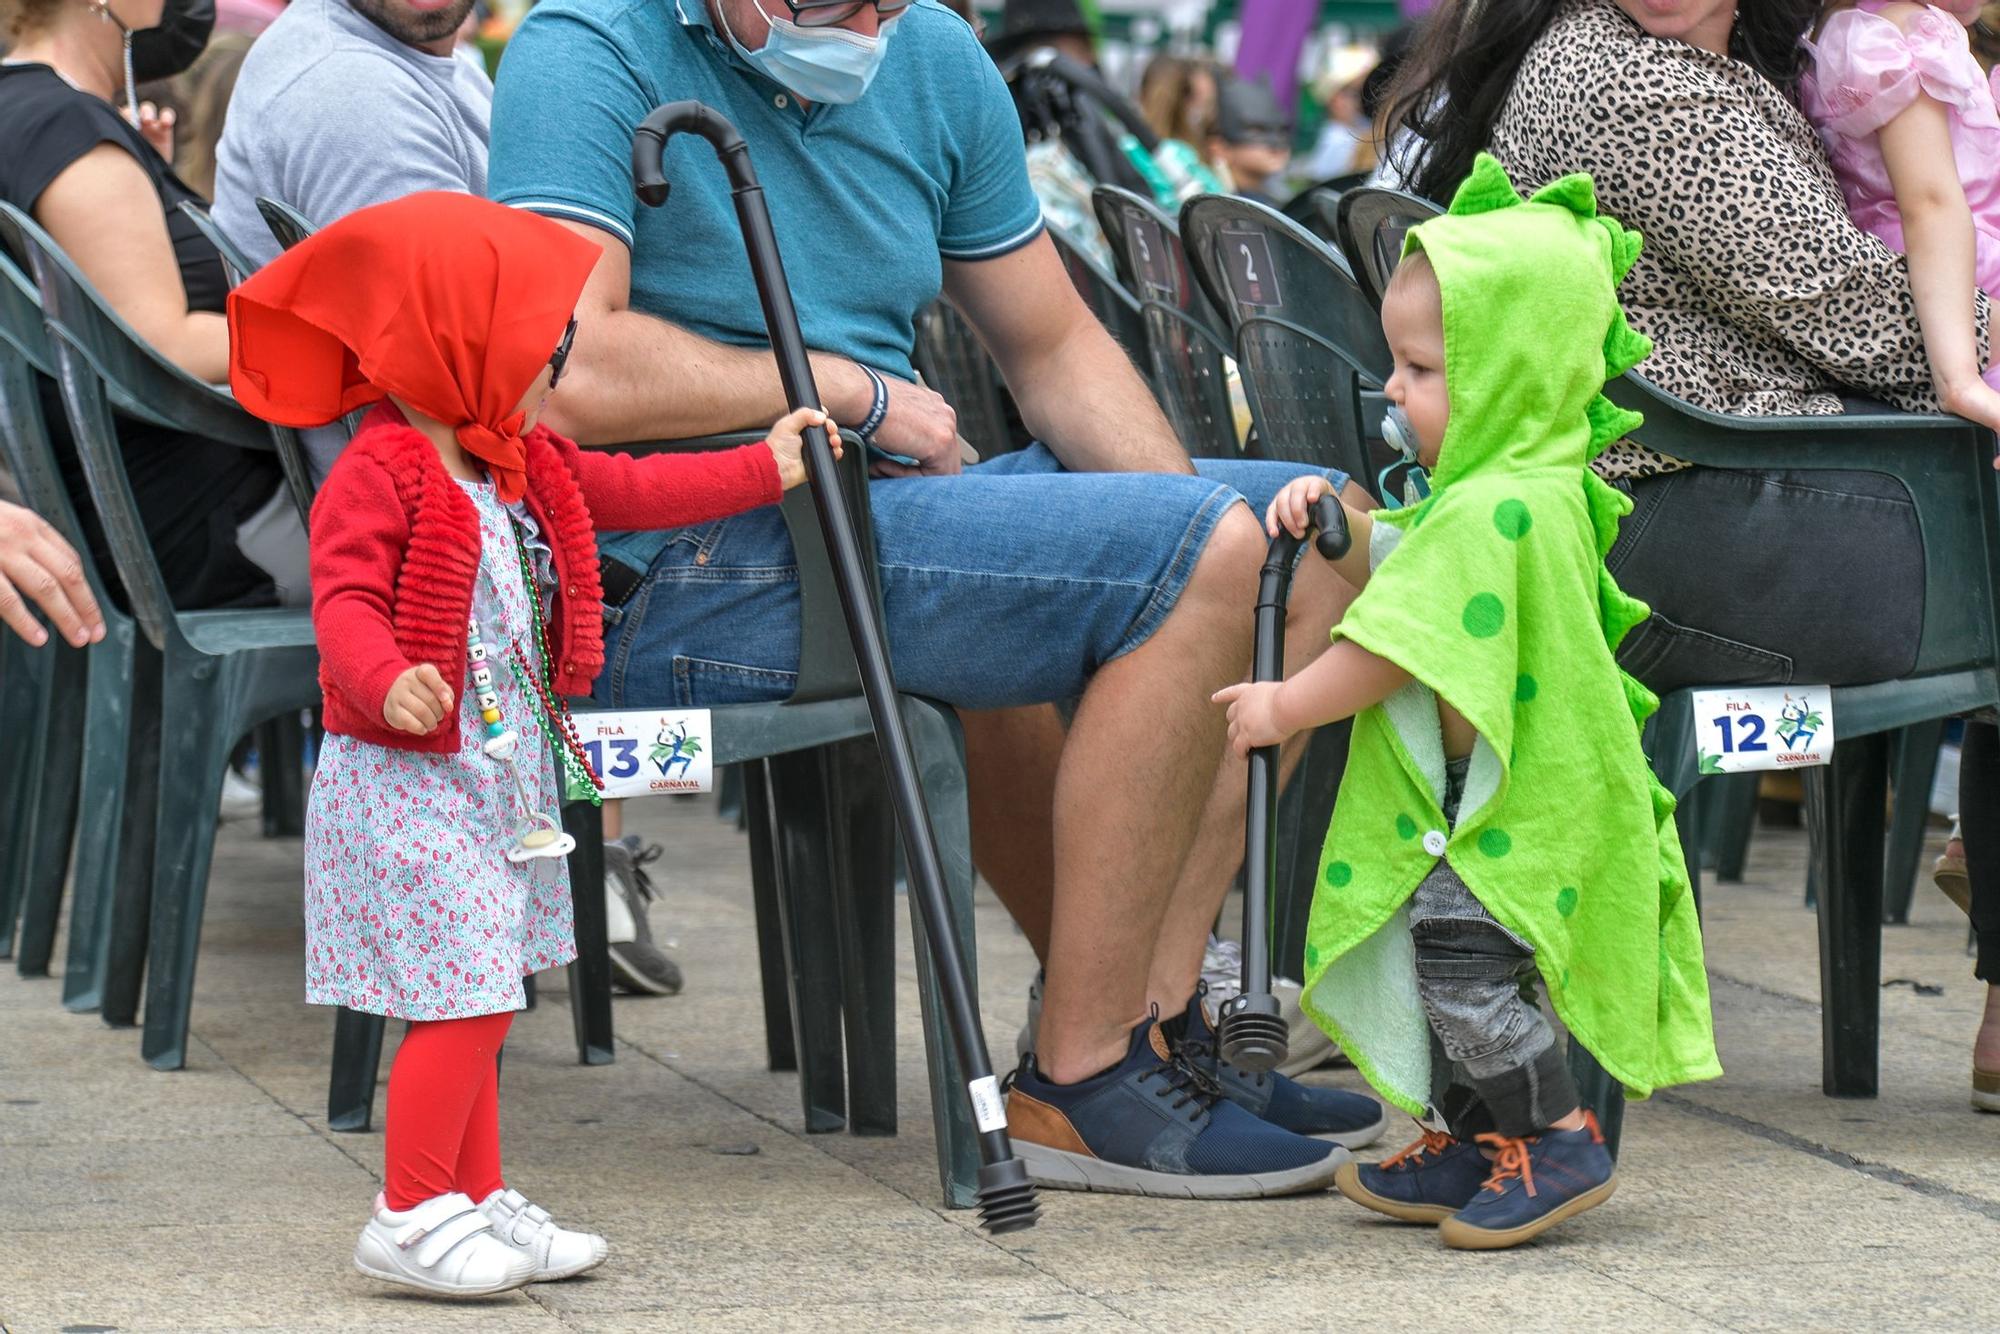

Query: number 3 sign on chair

[1690,686,1835,775]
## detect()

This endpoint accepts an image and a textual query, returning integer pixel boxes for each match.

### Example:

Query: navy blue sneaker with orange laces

[1334,1124,1491,1223]
[1439,1112,1617,1249]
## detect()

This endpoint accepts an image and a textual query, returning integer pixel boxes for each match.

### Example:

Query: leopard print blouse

[1490,0,1991,478]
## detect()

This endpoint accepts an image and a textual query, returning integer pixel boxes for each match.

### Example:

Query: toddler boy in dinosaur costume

[1214,155,1720,1250]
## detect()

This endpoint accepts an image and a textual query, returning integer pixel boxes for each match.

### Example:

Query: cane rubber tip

[1218,1009,1290,1075]
[976,1159,1041,1235]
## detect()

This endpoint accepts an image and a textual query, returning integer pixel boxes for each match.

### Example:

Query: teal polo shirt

[488,0,1044,382]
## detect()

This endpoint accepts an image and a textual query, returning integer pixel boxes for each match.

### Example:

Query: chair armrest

[1608,373,1979,471]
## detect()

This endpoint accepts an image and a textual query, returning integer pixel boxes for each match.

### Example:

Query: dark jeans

[1961,722,2000,983]
[1606,467,1923,695]
[1412,760,1579,1138]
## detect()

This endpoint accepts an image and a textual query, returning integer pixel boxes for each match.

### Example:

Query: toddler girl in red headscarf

[228,192,833,1299]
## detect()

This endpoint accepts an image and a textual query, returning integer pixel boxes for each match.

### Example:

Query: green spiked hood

[1299,155,1719,1115]
[1398,159,1651,490]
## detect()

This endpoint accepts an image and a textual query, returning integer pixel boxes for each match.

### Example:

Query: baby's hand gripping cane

[1217,492,1351,1073]
[632,102,1039,1236]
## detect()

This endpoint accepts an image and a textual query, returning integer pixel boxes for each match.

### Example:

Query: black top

[0,62,279,608]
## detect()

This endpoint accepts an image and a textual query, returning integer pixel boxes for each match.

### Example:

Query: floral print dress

[303,481,575,1020]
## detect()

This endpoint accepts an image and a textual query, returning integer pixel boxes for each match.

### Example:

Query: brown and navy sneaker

[1002,1016,1343,1199]
[1438,1112,1617,1250]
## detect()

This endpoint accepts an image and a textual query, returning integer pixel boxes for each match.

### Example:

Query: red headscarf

[227,192,601,502]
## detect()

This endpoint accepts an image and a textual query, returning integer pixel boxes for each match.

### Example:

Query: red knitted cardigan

[311,404,782,752]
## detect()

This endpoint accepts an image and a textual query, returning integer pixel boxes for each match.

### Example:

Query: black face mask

[129,0,216,82]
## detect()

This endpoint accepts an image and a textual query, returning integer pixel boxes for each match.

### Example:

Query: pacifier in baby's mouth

[1381,404,1432,506]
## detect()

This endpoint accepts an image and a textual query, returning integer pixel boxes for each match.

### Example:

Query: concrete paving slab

[0,1131,376,1234]
[1592,1258,1991,1333]
[555,1295,1138,1332]
[0,1221,559,1331]
[1094,1267,1730,1330]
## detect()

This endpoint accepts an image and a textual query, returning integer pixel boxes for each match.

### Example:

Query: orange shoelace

[1380,1125,1458,1170]
[1474,1133,1537,1198]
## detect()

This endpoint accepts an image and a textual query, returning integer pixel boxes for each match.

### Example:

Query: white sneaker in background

[218,768,262,822]
[1201,935,1341,1077]
[478,1188,608,1281]
[352,1191,537,1297]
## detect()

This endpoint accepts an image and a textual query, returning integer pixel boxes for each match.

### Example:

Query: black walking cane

[1216,493,1351,1073]
[632,102,1039,1236]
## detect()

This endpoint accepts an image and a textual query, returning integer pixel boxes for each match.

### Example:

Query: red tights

[383,1011,512,1211]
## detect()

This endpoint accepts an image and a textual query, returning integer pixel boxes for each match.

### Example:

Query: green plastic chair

[176,201,316,523]
[1338,185,2000,1109]
[1180,193,1392,486]
[2,202,324,1071]
[0,246,98,991]
[1089,185,1239,458]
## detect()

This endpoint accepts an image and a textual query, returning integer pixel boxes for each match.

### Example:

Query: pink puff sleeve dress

[1802,2,2000,298]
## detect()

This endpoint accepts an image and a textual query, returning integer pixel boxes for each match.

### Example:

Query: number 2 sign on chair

[566,709,715,801]
[1690,687,1834,775]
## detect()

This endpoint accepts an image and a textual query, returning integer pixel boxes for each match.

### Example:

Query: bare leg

[601,800,624,842]
[962,704,1066,964]
[1037,507,1267,1083]
[1143,517,1362,1013]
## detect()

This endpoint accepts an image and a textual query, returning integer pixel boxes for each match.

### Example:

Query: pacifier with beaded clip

[468,617,577,862]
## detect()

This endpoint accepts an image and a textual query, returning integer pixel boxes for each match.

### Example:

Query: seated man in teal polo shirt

[490,0,1386,1198]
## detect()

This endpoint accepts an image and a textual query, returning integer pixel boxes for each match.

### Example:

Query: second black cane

[1217,492,1350,1073]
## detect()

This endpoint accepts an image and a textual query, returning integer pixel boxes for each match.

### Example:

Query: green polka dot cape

[1300,156,1721,1116]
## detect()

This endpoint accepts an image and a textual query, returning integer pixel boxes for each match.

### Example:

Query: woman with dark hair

[1383,0,2000,1110]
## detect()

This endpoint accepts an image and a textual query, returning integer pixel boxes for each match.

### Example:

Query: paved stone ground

[2,797,1996,1332]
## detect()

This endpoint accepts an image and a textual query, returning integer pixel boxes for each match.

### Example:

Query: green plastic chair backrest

[0,202,273,652]
[178,201,315,524]
[1047,223,1149,367]
[255,196,315,253]
[910,298,1021,461]
[1179,192,1389,482]
[1090,185,1237,457]
[0,246,95,560]
[1335,185,2000,690]
[175,199,253,288]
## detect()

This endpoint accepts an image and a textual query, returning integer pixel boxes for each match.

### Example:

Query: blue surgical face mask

[715,0,899,105]
[1381,404,1431,506]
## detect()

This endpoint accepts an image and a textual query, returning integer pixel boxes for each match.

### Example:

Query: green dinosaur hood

[1298,155,1719,1115]
[1393,155,1652,497]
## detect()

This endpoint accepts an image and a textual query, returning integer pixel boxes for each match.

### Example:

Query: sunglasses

[548,316,578,391]
[782,0,910,29]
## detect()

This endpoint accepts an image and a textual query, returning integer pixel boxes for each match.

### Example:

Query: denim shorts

[592,446,1345,712]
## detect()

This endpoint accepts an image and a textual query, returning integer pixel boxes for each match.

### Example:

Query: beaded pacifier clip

[468,615,576,863]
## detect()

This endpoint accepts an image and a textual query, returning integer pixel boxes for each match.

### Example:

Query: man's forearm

[1013,320,1194,475]
[542,307,868,446]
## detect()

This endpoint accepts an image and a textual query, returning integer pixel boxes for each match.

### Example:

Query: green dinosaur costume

[1299,155,1720,1117]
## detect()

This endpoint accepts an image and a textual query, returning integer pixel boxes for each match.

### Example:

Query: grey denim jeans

[1411,760,1579,1138]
